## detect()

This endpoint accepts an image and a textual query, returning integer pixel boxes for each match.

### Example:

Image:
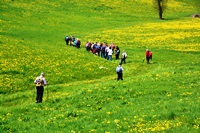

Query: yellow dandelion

[106,111,111,115]
[114,119,120,124]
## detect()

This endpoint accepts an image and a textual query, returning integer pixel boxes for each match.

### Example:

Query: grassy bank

[0,0,200,132]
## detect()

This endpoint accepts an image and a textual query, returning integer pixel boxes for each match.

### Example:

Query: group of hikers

[84,41,128,64]
[33,36,153,104]
[65,35,81,48]
[64,35,129,64]
[116,49,152,81]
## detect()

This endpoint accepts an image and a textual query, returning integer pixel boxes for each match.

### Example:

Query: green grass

[0,0,200,132]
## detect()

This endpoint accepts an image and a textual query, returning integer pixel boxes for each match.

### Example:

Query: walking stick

[33,86,35,101]
[46,84,48,101]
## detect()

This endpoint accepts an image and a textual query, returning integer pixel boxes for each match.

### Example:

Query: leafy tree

[154,0,168,20]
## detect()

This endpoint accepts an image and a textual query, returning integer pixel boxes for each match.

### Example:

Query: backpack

[65,36,69,41]
[116,66,122,73]
[101,46,105,52]
[149,52,152,59]
[36,77,43,86]
[125,52,127,58]
[96,45,100,51]
[116,49,120,55]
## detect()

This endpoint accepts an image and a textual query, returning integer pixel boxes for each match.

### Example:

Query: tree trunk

[158,0,164,20]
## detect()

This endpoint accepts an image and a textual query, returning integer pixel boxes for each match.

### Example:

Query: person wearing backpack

[121,50,127,64]
[34,72,48,103]
[116,63,124,80]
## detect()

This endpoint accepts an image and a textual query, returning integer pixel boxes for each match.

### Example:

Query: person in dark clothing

[115,46,120,60]
[116,63,124,80]
[76,38,81,48]
[65,35,70,45]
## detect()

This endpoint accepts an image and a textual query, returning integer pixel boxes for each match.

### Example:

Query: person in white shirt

[105,44,109,59]
[107,47,113,61]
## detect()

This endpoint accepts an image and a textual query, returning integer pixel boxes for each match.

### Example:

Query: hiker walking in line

[145,49,152,64]
[65,35,70,45]
[116,63,124,80]
[115,46,120,60]
[121,50,127,64]
[107,47,113,61]
[34,72,48,103]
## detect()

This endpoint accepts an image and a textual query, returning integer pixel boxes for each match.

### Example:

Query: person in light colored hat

[34,72,48,103]
[121,50,127,64]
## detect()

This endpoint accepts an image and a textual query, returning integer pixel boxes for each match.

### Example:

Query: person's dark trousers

[36,86,44,103]
[146,57,150,64]
[105,52,108,59]
[77,43,80,48]
[101,52,105,58]
[97,50,100,56]
[66,40,69,45]
[117,72,123,80]
[121,58,126,64]
[116,54,119,60]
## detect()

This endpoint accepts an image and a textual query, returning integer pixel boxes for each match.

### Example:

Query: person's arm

[43,78,48,86]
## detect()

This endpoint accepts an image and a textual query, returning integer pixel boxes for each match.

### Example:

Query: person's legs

[119,73,123,80]
[146,57,150,64]
[121,58,125,64]
[116,54,119,60]
[37,86,44,103]
[105,52,108,59]
[102,52,105,58]
[36,87,39,103]
[120,58,123,64]
[117,72,120,80]
[40,87,44,103]
[108,55,111,60]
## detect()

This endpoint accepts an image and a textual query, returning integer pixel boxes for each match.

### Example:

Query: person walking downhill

[34,72,48,103]
[116,63,124,80]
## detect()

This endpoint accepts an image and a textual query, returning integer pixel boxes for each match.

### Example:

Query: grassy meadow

[0,0,200,132]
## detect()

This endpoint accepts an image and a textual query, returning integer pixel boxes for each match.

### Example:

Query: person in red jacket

[146,49,152,64]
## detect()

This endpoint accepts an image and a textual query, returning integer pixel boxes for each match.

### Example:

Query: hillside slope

[0,0,200,132]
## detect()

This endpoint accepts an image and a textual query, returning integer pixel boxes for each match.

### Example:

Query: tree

[154,0,168,20]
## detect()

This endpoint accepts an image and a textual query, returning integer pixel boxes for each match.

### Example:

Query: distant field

[0,0,200,132]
